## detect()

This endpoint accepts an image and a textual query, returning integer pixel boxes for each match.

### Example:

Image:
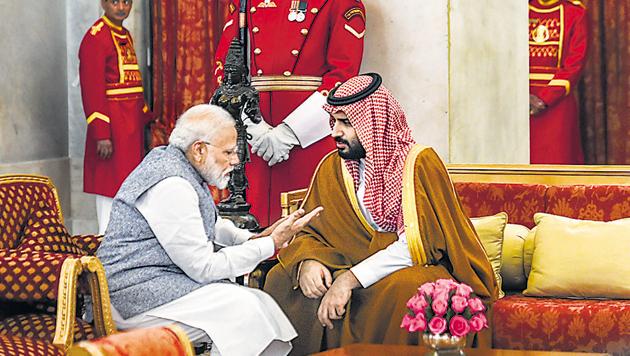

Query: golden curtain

[151,0,230,147]
[579,0,630,164]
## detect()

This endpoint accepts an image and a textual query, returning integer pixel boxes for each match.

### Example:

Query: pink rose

[409,313,427,333]
[469,313,488,332]
[436,279,458,290]
[400,313,414,331]
[418,282,435,297]
[432,297,448,316]
[432,288,450,302]
[451,295,468,314]
[449,315,471,337]
[455,283,473,298]
[467,297,486,313]
[406,294,428,314]
[428,316,447,335]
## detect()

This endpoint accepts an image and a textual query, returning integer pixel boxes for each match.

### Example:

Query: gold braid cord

[80,256,117,337]
[53,257,83,350]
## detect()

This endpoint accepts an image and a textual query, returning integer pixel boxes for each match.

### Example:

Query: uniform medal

[296,0,308,22]
[288,0,298,21]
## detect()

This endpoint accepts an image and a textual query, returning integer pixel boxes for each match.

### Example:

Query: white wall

[362,0,450,159]
[0,0,70,212]
[361,0,529,164]
[449,0,529,163]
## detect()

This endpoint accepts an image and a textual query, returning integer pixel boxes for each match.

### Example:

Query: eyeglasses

[199,141,239,159]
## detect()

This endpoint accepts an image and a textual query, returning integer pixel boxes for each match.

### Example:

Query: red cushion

[493,295,630,354]
[0,313,93,343]
[545,185,630,221]
[0,334,64,356]
[454,183,548,228]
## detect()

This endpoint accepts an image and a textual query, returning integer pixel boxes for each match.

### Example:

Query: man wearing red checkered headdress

[264,74,498,354]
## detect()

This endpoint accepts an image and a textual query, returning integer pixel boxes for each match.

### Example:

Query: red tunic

[214,0,365,225]
[79,17,153,197]
[529,0,588,164]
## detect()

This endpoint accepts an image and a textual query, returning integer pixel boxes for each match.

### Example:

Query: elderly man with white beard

[95,104,322,356]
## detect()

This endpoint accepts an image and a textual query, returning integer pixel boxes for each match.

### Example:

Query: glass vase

[422,333,466,356]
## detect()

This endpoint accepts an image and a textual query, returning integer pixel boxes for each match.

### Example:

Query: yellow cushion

[471,212,508,298]
[523,226,537,278]
[524,213,630,299]
[500,223,529,291]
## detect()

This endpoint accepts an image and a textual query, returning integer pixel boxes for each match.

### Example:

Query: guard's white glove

[243,116,272,145]
[252,123,299,166]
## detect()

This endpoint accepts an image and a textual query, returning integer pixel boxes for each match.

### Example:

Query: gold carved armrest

[52,257,83,351]
[80,256,116,338]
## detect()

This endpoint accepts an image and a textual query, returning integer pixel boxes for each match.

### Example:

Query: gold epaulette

[569,0,586,9]
[90,22,104,36]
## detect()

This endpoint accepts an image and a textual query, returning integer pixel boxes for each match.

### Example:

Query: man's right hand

[269,207,323,250]
[96,139,113,159]
[299,260,332,299]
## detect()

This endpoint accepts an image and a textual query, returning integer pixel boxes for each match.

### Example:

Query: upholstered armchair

[0,174,105,353]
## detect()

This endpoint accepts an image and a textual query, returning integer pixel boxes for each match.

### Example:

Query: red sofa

[449,164,630,355]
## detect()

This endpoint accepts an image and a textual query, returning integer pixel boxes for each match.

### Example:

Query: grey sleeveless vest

[96,145,218,319]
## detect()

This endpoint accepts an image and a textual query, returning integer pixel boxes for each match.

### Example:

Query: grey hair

[168,104,235,151]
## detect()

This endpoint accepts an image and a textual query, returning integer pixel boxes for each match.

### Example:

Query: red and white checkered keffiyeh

[323,75,416,234]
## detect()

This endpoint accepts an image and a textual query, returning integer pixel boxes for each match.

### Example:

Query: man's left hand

[317,271,360,330]
[252,123,299,166]
[529,94,547,116]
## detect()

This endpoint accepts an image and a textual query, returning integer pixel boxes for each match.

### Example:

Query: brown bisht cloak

[264,146,498,355]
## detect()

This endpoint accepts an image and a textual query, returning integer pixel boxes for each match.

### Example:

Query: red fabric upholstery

[0,175,103,348]
[0,177,62,249]
[0,334,64,356]
[0,251,79,302]
[493,295,630,355]
[68,235,102,256]
[454,183,548,228]
[0,313,93,343]
[545,185,630,221]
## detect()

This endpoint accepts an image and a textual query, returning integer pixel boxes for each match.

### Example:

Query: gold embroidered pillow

[525,213,630,298]
[470,212,508,298]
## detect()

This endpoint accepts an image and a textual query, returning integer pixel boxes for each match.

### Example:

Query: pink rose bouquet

[400,279,488,338]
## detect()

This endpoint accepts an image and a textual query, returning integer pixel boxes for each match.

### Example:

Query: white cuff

[250,236,276,260]
[283,91,330,148]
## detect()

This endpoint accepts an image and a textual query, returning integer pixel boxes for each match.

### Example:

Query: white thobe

[348,160,415,288]
[111,176,296,356]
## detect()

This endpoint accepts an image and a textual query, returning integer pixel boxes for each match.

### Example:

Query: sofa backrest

[449,165,630,225]
[454,182,547,228]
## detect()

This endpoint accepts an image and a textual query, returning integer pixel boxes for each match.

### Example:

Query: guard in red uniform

[79,0,153,233]
[214,0,365,225]
[529,0,588,164]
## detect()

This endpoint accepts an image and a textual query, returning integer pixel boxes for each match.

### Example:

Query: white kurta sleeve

[136,177,275,284]
[349,232,413,288]
[214,216,254,247]
[283,91,330,148]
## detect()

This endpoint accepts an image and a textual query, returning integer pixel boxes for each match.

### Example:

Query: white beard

[198,157,232,189]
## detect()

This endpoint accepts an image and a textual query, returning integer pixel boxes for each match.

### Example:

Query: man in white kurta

[96,104,322,356]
